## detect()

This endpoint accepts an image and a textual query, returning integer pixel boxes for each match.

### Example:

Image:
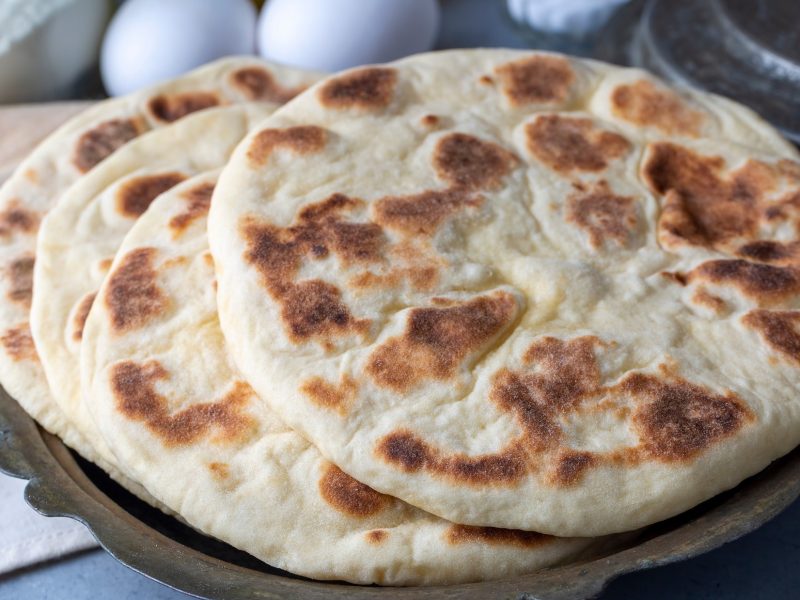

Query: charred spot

[71,292,97,341]
[642,143,770,251]
[421,114,439,127]
[525,115,631,173]
[624,373,754,462]
[281,279,367,344]
[550,451,595,486]
[690,259,800,304]
[0,202,39,238]
[661,271,688,286]
[565,180,638,248]
[105,248,166,333]
[117,172,187,218]
[367,292,519,392]
[247,126,328,166]
[373,189,480,236]
[169,181,215,236]
[611,80,703,136]
[737,240,800,265]
[329,221,385,264]
[111,361,256,446]
[494,55,575,106]
[1,323,37,362]
[73,118,142,173]
[377,430,432,472]
[318,68,397,110]
[318,464,390,518]
[376,429,527,485]
[433,133,519,191]
[147,92,220,122]
[300,375,357,414]
[6,255,34,307]
[366,530,389,544]
[445,524,552,548]
[742,309,800,365]
[230,66,305,103]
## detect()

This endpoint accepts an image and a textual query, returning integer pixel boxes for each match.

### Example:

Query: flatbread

[208,49,800,536]
[31,104,274,467]
[0,56,319,470]
[80,170,603,584]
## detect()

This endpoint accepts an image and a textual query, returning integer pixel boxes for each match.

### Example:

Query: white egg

[257,0,440,72]
[101,0,257,96]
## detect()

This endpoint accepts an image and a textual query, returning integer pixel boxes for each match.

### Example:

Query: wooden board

[0,101,93,182]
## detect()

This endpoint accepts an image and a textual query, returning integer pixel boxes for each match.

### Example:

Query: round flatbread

[80,170,603,584]
[0,56,320,472]
[31,103,275,468]
[208,49,800,536]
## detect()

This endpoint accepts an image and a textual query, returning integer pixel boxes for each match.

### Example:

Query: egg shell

[101,0,257,96]
[257,0,440,72]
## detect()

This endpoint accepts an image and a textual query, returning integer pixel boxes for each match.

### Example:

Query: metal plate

[2,388,800,599]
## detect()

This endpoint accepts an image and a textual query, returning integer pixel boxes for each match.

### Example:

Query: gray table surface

[1,1,798,598]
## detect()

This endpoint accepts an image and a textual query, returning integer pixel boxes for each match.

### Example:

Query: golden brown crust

[229,67,306,103]
[0,201,39,238]
[494,55,575,106]
[526,115,631,173]
[247,126,328,166]
[1,323,37,362]
[742,309,800,365]
[318,463,391,518]
[611,80,703,137]
[111,360,256,446]
[445,524,553,548]
[71,292,97,341]
[116,173,187,218]
[300,375,358,414]
[565,180,638,248]
[318,68,397,110]
[105,248,166,333]
[73,118,143,173]
[5,255,34,307]
[147,92,220,123]
[169,182,216,236]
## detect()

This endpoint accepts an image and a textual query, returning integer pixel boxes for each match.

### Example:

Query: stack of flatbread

[2,49,799,585]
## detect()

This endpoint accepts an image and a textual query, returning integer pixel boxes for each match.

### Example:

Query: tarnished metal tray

[1,387,799,599]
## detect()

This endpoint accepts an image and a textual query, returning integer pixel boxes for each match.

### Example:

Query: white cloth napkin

[0,471,97,574]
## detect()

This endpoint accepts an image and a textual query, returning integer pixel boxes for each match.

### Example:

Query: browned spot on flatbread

[691,289,726,313]
[281,279,369,344]
[300,375,357,414]
[495,55,575,106]
[72,292,97,341]
[421,114,439,127]
[117,172,187,218]
[230,66,306,103]
[737,240,800,265]
[623,373,754,462]
[0,201,39,238]
[6,255,34,307]
[566,180,638,248]
[169,181,215,236]
[374,189,481,236]
[433,133,519,190]
[642,144,797,252]
[105,248,166,333]
[742,309,800,365]
[367,292,519,392]
[550,451,596,486]
[688,259,800,305]
[611,80,703,137]
[526,115,631,173]
[376,429,528,485]
[247,126,328,166]
[661,271,687,286]
[366,530,388,544]
[208,462,230,480]
[319,67,397,110]
[318,464,390,518]
[73,118,142,173]
[147,92,220,123]
[111,361,256,446]
[1,323,37,362]
[446,524,553,548]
